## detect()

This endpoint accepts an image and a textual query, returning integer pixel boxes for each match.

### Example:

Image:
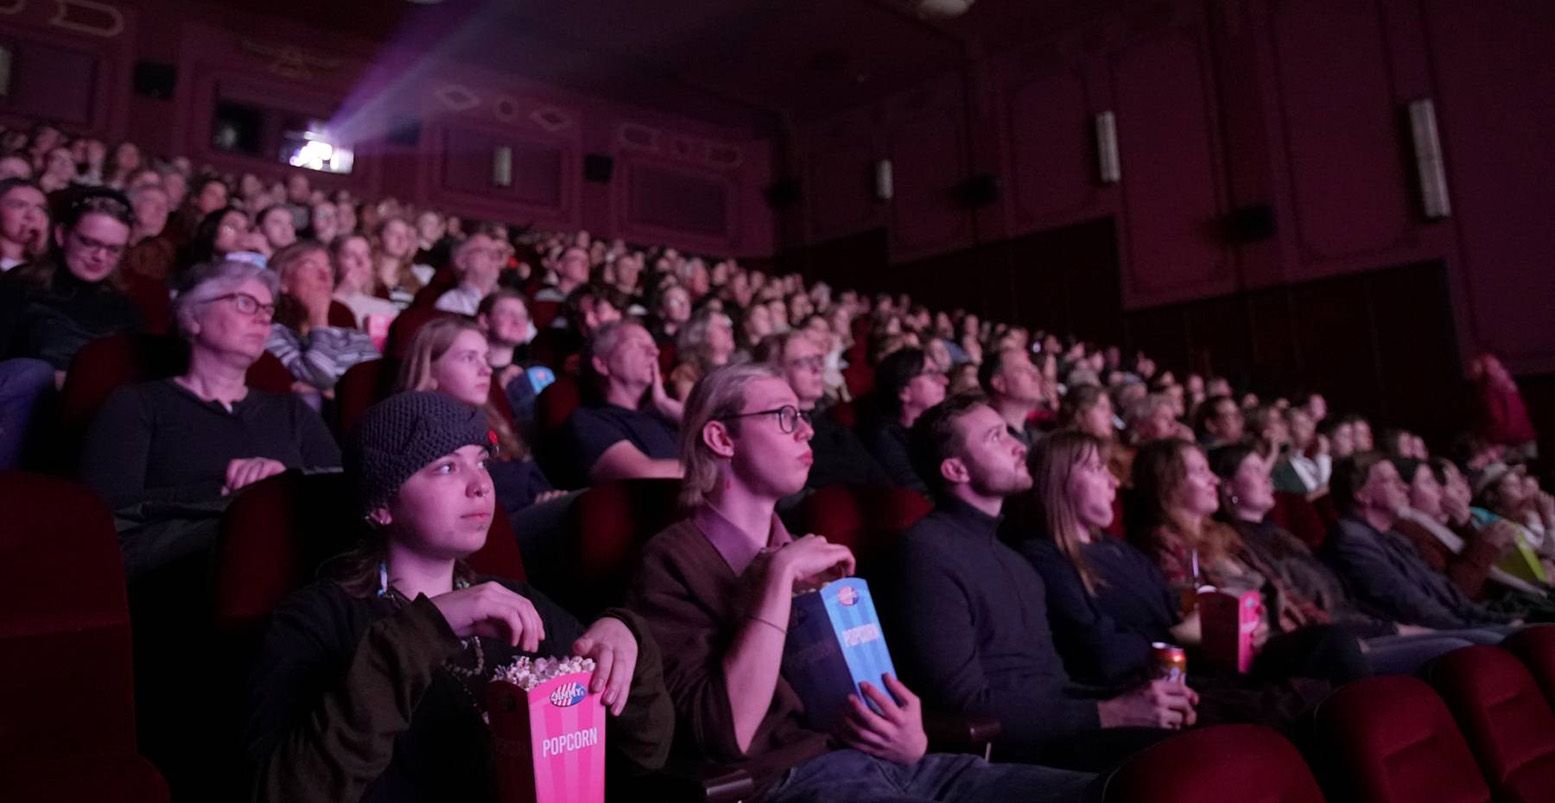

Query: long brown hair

[1030,430,1107,595]
[396,317,526,461]
[1131,437,1236,567]
[371,216,421,296]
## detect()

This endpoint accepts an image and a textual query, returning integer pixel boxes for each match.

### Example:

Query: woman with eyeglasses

[78,259,340,576]
[0,190,142,370]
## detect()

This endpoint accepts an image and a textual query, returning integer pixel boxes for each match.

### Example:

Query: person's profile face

[432,329,493,407]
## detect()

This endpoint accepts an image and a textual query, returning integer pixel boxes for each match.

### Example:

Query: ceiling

[198,0,1107,131]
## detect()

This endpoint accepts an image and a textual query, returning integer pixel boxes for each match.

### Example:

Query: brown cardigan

[625,516,829,797]
[1394,516,1502,600]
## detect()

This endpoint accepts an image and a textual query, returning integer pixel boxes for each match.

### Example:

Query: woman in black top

[0,189,140,370]
[1015,429,1197,686]
[247,391,671,803]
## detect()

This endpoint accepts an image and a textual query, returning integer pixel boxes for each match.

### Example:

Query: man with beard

[874,394,1195,771]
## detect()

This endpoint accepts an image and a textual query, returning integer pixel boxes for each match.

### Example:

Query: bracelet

[747,614,787,636]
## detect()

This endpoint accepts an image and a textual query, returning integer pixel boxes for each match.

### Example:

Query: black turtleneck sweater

[0,264,142,368]
[872,497,1101,757]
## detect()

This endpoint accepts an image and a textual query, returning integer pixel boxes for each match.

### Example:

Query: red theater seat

[334,358,395,434]
[1504,625,1555,709]
[1272,491,1329,549]
[0,471,169,802]
[528,299,562,331]
[1428,645,1555,803]
[1309,675,1491,803]
[385,306,452,359]
[795,484,932,565]
[327,299,359,328]
[533,374,584,486]
[551,478,682,619]
[1102,724,1325,803]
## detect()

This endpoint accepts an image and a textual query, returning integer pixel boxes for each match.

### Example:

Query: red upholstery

[536,374,583,434]
[411,271,458,310]
[334,358,394,435]
[1102,724,1325,803]
[327,299,358,328]
[213,471,526,634]
[843,360,874,399]
[1504,625,1555,709]
[0,471,168,802]
[828,399,857,428]
[1,753,169,803]
[554,478,682,619]
[1272,491,1329,549]
[795,484,932,564]
[1309,675,1492,803]
[385,307,452,359]
[1428,645,1555,803]
[657,341,678,374]
[529,299,562,331]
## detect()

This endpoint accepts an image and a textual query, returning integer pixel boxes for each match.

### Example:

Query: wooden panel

[887,101,972,258]
[1268,0,1414,263]
[441,127,563,209]
[0,38,100,126]
[626,164,730,236]
[1005,68,1099,227]
[805,142,880,240]
[1422,0,1555,369]
[1110,27,1229,307]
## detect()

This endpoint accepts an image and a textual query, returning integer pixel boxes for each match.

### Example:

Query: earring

[1229,493,1240,507]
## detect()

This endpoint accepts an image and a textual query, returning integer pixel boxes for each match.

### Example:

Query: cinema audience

[266,240,378,395]
[560,320,682,485]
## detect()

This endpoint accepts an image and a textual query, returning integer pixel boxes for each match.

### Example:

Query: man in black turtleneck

[872,394,1194,771]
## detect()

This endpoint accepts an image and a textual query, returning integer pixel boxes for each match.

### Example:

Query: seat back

[1428,645,1555,801]
[1272,491,1329,549]
[552,478,682,620]
[795,484,932,566]
[385,307,452,359]
[529,299,562,331]
[533,374,585,487]
[0,472,139,757]
[1103,724,1325,803]
[1504,625,1555,708]
[334,358,396,435]
[1308,675,1491,803]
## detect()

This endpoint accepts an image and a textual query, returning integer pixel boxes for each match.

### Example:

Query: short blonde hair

[679,362,784,508]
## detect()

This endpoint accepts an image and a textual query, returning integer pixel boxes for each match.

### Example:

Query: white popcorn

[492,655,597,690]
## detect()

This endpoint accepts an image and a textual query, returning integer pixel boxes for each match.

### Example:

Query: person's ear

[940,456,970,487]
[591,354,610,379]
[367,506,392,528]
[703,420,736,459]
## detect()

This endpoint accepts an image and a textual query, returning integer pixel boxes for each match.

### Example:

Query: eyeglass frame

[200,291,276,318]
[715,404,812,434]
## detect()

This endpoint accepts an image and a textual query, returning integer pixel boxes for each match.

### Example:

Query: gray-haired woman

[78,259,340,576]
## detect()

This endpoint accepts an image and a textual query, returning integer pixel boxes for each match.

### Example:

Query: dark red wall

[0,0,776,256]
[780,0,1555,378]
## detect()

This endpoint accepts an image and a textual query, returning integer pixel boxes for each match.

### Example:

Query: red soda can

[1151,642,1188,685]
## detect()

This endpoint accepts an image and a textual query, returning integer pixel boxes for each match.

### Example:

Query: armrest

[701,767,756,802]
[923,710,1002,754]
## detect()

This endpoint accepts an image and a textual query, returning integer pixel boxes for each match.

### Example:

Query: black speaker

[764,178,801,208]
[132,61,176,100]
[387,117,421,148]
[1224,203,1277,243]
[958,173,1000,208]
[583,153,614,183]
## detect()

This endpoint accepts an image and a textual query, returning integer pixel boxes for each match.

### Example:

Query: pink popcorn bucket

[1196,585,1264,674]
[488,671,607,803]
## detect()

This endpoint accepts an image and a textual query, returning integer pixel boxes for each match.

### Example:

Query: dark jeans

[766,749,1098,803]
[0,357,54,469]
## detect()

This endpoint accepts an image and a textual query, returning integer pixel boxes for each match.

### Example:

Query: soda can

[1150,641,1188,685]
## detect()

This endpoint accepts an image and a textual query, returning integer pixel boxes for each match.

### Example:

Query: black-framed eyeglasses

[203,291,276,317]
[717,404,811,434]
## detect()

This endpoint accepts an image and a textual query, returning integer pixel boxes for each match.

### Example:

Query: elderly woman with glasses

[79,259,340,576]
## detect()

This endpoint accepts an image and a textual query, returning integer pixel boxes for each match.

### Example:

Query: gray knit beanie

[344,391,493,515]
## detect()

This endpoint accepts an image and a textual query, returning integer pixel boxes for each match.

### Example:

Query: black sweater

[0,265,141,368]
[1020,537,1179,687]
[247,578,672,803]
[874,498,1101,757]
[78,379,340,510]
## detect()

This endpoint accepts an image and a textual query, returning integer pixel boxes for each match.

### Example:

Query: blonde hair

[372,216,421,294]
[1031,430,1107,595]
[679,362,784,508]
[396,317,525,460]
